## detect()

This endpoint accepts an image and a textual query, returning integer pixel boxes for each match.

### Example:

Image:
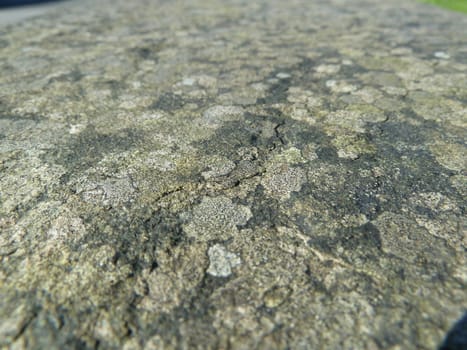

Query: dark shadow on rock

[0,0,64,8]
[439,312,467,350]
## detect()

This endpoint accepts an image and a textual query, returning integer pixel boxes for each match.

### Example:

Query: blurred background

[0,0,65,26]
[0,0,62,6]
[0,0,465,28]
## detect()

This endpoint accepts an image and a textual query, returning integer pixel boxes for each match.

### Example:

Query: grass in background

[420,0,467,13]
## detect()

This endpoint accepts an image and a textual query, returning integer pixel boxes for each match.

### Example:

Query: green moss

[420,0,467,13]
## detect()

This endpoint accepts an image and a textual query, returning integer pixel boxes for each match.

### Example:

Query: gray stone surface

[0,0,466,348]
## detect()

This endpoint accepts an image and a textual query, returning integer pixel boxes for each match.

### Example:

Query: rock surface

[0,0,466,348]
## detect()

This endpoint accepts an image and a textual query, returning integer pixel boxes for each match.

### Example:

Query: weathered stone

[0,0,466,349]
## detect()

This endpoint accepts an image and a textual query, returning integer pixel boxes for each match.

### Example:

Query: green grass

[420,0,467,13]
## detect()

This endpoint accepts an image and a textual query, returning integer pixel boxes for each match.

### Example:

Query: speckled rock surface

[0,0,466,349]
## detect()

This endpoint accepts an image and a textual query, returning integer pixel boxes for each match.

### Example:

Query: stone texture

[0,0,466,349]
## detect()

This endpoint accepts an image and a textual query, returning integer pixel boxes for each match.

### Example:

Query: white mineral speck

[434,51,450,59]
[207,244,241,277]
[202,105,244,129]
[182,77,195,86]
[276,72,291,79]
[325,80,336,88]
[315,64,340,74]
[69,124,86,134]
[337,148,359,160]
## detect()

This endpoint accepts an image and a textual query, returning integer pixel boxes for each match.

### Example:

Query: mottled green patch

[47,69,84,84]
[75,206,186,273]
[257,74,293,104]
[308,222,382,257]
[44,126,144,173]
[241,185,284,229]
[130,40,165,61]
[150,93,186,111]
[0,113,43,122]
[197,114,286,160]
